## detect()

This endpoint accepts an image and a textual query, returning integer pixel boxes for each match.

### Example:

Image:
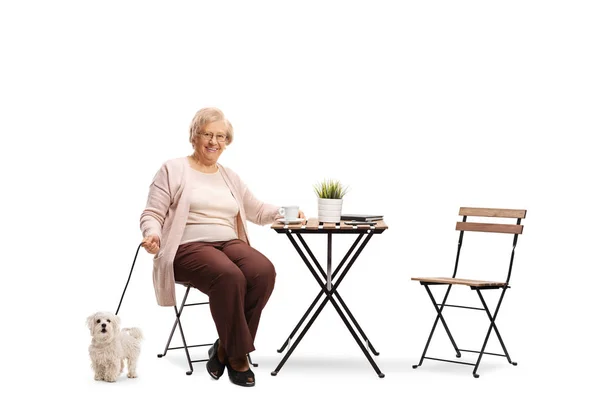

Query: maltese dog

[87,311,143,382]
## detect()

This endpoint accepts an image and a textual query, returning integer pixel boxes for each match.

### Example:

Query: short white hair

[188,107,234,145]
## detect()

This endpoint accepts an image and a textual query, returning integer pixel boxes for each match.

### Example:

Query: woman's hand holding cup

[278,206,306,224]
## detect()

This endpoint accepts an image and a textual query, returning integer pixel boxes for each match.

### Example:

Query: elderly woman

[140,107,304,387]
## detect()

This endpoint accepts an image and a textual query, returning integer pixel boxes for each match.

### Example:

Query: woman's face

[194,120,228,163]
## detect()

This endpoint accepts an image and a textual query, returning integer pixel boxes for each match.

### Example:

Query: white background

[1,0,599,398]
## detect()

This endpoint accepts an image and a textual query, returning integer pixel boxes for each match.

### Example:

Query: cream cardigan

[140,157,280,306]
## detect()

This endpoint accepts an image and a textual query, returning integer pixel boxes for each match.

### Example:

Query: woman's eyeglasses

[198,132,227,142]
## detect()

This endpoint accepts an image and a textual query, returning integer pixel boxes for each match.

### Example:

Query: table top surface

[271,218,388,233]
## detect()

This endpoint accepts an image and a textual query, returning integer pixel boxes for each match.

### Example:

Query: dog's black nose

[101,323,106,328]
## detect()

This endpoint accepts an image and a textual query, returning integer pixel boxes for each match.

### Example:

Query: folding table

[270,217,388,378]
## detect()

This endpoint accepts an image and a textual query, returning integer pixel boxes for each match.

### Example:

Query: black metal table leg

[272,230,384,377]
[329,295,385,377]
[276,291,325,353]
[271,295,330,376]
[297,233,381,356]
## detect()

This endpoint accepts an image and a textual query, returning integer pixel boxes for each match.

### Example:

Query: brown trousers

[173,239,276,358]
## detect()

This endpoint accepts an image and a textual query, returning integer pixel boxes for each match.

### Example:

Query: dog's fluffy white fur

[87,311,143,382]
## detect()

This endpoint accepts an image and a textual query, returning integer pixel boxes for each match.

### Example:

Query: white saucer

[277,218,303,224]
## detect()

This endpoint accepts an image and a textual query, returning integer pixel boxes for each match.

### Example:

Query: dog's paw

[94,375,102,381]
[127,372,138,378]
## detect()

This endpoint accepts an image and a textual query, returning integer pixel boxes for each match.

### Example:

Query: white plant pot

[317,198,343,223]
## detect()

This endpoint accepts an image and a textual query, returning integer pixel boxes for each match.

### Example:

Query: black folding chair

[116,244,256,376]
[411,207,526,378]
[156,283,257,375]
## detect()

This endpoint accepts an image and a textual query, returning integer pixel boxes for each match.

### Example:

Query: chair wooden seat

[411,277,506,288]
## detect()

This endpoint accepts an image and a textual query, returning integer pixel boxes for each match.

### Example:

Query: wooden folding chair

[411,207,526,378]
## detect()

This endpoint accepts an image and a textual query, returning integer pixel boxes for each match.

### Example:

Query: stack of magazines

[340,214,383,222]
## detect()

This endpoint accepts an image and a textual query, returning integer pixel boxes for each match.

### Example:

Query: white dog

[86,311,143,382]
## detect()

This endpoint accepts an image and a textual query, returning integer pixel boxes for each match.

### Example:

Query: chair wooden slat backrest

[454,207,526,283]
[456,222,523,235]
[459,207,527,219]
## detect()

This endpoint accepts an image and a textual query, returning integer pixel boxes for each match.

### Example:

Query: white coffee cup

[279,205,299,221]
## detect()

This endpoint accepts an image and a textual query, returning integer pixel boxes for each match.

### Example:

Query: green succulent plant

[313,179,349,199]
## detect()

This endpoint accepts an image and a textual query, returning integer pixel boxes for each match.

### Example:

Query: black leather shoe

[226,359,255,387]
[206,339,225,380]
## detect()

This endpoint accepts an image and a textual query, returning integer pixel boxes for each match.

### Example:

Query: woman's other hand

[142,235,160,254]
[298,210,307,224]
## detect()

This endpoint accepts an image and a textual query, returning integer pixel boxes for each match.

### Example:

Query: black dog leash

[115,242,144,315]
